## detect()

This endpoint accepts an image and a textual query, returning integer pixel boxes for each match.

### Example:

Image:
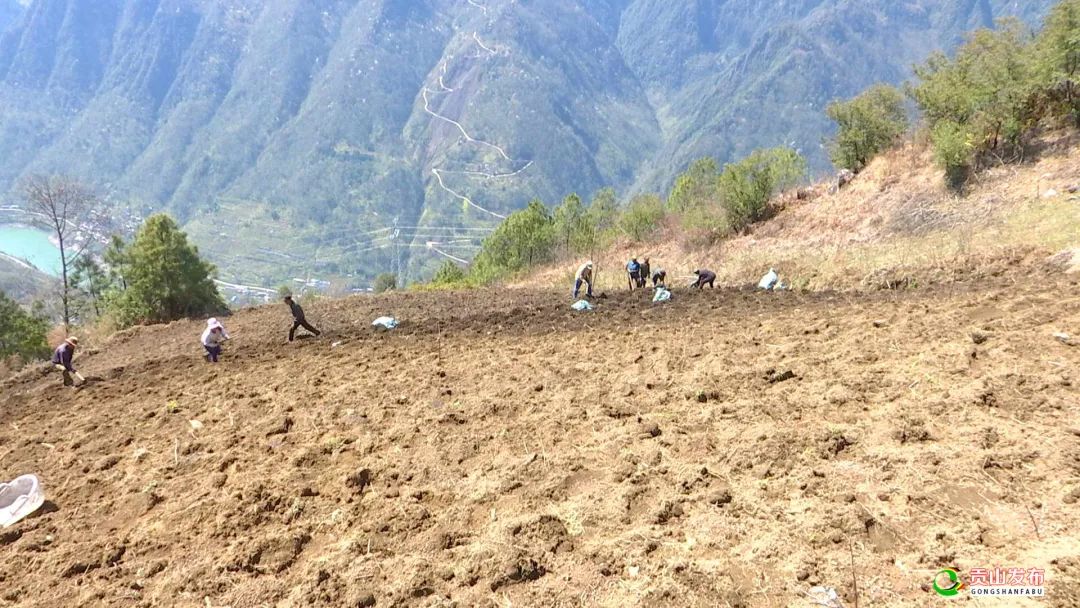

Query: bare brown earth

[2,266,1080,607]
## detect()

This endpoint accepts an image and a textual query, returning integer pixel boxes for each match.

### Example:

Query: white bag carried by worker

[0,474,45,528]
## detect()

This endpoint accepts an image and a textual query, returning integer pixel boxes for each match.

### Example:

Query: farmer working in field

[690,268,716,289]
[626,258,642,291]
[651,268,667,288]
[201,318,230,363]
[638,258,651,289]
[284,294,321,341]
[573,261,594,299]
[51,336,82,387]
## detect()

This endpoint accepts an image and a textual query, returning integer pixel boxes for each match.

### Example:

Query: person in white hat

[51,336,82,386]
[200,318,230,363]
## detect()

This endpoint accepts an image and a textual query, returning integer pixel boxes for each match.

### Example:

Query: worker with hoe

[573,261,594,299]
[626,258,642,291]
[690,268,716,289]
[638,257,651,289]
[51,336,83,387]
[284,293,321,341]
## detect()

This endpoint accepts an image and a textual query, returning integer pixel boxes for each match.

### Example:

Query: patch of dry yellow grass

[515,137,1080,293]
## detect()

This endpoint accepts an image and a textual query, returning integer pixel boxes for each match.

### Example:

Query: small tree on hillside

[70,255,109,319]
[826,84,909,172]
[21,175,98,328]
[552,193,589,257]
[618,194,665,241]
[718,147,806,233]
[109,214,225,325]
[373,273,397,293]
[431,260,467,286]
[0,291,49,363]
[103,234,130,291]
[1033,0,1080,125]
[910,21,1037,163]
[667,157,721,213]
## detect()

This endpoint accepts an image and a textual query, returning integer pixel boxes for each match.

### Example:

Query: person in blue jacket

[626,258,642,291]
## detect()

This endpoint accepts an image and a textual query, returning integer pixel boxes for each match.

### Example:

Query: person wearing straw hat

[201,318,230,363]
[573,260,594,299]
[51,336,82,386]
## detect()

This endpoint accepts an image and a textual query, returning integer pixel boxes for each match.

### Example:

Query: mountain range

[0,0,1058,287]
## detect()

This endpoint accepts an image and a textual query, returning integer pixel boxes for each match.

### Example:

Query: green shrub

[930,121,975,187]
[431,260,467,286]
[826,84,909,172]
[718,147,806,233]
[618,194,665,241]
[0,291,49,363]
[373,273,397,293]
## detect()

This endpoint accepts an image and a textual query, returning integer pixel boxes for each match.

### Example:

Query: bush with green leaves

[107,214,225,325]
[373,273,397,293]
[0,291,49,363]
[1032,0,1080,126]
[826,84,909,172]
[667,157,721,213]
[430,260,467,286]
[718,147,806,233]
[618,194,665,241]
[470,200,555,283]
[70,255,109,320]
[930,121,976,186]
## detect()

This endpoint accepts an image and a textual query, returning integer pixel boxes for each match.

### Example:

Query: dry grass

[515,138,1080,293]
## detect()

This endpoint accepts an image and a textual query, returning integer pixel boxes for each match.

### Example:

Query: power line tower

[391,216,401,282]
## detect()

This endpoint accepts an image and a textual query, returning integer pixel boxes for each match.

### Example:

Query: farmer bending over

[201,318,230,363]
[691,269,716,289]
[652,268,667,288]
[52,336,81,386]
[284,294,321,341]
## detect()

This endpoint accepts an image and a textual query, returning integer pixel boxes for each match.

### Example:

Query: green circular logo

[933,568,966,597]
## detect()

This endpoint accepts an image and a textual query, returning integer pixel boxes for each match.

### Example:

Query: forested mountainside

[0,0,1056,286]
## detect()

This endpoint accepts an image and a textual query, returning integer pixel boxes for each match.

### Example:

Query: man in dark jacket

[638,258,651,289]
[690,269,716,289]
[51,336,82,386]
[284,295,321,341]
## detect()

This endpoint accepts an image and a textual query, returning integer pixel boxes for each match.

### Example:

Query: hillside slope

[519,134,1080,293]
[1,269,1079,606]
[0,0,1058,287]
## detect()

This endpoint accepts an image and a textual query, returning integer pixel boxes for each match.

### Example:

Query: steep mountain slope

[2,272,1079,606]
[0,0,1058,288]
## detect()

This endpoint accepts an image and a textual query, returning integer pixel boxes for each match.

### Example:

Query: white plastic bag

[758,268,778,290]
[571,300,594,311]
[0,474,45,528]
[652,288,672,303]
[372,316,399,329]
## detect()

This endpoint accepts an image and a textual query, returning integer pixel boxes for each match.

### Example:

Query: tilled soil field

[2,272,1079,607]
